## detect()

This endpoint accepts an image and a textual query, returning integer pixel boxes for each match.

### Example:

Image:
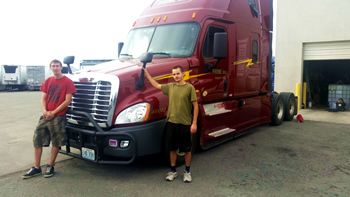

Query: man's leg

[182,124,193,183]
[170,151,177,167]
[43,116,65,178]
[165,150,178,181]
[183,151,192,183]
[22,117,46,179]
[43,146,59,178]
[49,146,60,166]
[182,124,192,172]
[184,151,192,168]
[48,116,66,166]
[33,116,48,168]
[22,147,43,179]
[34,147,43,168]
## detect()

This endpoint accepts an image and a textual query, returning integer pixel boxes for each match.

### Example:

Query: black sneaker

[22,167,42,179]
[43,165,55,178]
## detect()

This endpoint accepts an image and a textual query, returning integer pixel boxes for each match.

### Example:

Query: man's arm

[46,94,73,119]
[41,92,48,118]
[144,68,161,90]
[190,101,199,134]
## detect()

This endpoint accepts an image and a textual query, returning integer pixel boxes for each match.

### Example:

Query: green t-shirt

[161,83,197,125]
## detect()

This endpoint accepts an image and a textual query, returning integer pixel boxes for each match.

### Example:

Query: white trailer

[0,65,27,90]
[26,65,51,90]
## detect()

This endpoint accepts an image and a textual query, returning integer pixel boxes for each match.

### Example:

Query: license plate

[81,147,95,161]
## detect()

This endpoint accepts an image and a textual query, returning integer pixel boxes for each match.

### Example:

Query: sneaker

[43,165,55,178]
[165,171,178,181]
[183,171,192,183]
[22,167,42,179]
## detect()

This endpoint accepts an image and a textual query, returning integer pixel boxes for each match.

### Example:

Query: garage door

[303,41,350,60]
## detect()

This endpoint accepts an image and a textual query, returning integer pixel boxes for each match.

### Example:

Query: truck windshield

[120,22,199,59]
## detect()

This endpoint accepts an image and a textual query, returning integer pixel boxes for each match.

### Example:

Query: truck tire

[270,93,285,126]
[280,92,297,121]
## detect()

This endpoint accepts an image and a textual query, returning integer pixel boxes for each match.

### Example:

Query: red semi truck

[61,0,296,164]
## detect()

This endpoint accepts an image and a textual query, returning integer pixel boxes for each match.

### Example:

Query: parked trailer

[26,65,50,90]
[0,65,27,90]
[0,63,75,91]
[61,0,297,164]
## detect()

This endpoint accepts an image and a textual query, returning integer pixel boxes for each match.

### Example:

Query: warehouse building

[275,0,350,111]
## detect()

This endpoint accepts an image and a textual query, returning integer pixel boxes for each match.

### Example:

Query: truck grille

[67,81,112,127]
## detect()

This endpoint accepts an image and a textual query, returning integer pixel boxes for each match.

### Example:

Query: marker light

[109,139,118,148]
[192,12,197,19]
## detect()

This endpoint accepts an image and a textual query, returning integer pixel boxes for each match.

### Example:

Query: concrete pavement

[0,119,349,197]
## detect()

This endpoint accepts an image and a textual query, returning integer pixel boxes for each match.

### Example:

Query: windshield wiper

[150,52,171,57]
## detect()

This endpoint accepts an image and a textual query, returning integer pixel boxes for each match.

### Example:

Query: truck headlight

[115,103,151,124]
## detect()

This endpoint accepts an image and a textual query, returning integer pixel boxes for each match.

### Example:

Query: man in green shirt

[144,65,198,183]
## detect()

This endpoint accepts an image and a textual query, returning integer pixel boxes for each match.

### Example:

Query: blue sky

[0,0,276,67]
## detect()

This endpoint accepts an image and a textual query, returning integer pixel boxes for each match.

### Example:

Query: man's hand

[190,123,197,134]
[43,110,48,119]
[43,111,55,120]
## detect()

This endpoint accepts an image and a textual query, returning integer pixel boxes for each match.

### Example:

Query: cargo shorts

[33,116,66,148]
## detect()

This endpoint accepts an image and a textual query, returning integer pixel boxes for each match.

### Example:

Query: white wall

[275,0,350,93]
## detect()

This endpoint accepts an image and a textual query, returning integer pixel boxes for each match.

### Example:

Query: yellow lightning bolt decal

[233,59,254,68]
[153,70,209,81]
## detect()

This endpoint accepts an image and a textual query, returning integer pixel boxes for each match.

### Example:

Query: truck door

[200,21,230,102]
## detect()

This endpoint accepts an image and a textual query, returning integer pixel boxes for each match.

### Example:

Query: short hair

[172,65,183,72]
[49,59,62,67]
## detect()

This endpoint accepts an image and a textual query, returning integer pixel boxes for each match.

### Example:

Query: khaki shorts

[33,116,66,148]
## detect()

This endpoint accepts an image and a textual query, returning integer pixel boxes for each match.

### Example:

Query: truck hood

[77,57,190,78]
[78,59,140,75]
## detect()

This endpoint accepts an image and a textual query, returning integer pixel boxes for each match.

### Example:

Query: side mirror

[135,52,153,90]
[64,56,75,65]
[140,52,153,65]
[213,32,228,59]
[63,56,75,74]
[118,42,124,57]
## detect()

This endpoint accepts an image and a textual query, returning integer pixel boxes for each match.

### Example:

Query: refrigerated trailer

[61,0,297,164]
[0,65,27,90]
[26,65,50,90]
